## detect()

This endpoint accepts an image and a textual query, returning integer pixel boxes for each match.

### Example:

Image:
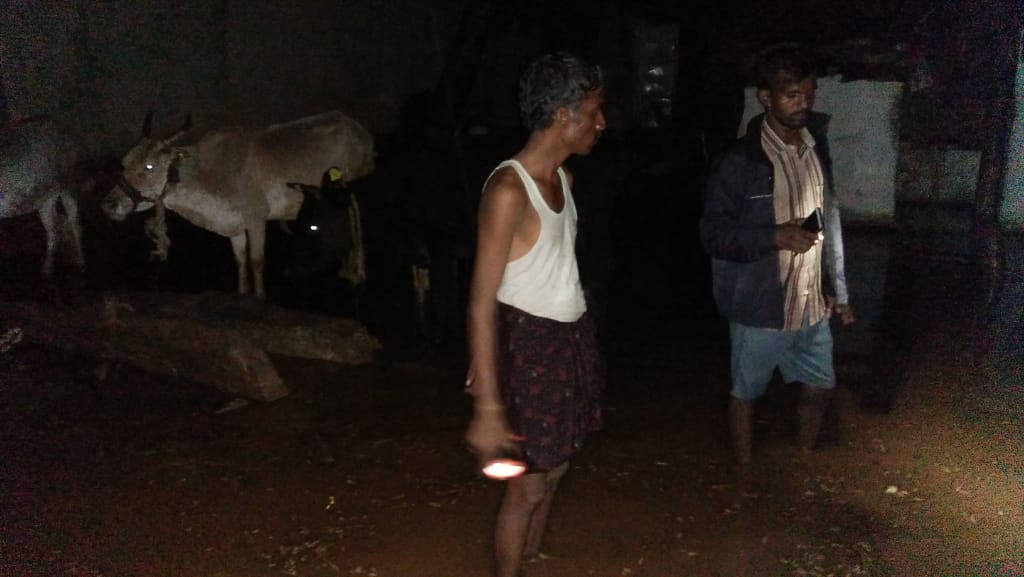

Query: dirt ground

[1,190,1021,577]
[1,285,1021,577]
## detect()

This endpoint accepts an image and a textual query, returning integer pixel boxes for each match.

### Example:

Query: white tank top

[489,159,586,322]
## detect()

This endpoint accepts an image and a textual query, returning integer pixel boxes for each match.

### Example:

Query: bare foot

[727,463,761,512]
[523,551,555,563]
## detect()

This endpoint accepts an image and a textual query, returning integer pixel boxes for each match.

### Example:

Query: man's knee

[509,474,550,508]
[546,461,569,483]
[514,463,569,506]
[731,382,768,401]
[796,379,835,392]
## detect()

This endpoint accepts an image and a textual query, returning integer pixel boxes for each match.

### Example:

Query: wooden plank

[0,292,382,401]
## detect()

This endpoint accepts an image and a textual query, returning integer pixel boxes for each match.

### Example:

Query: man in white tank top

[465,53,607,577]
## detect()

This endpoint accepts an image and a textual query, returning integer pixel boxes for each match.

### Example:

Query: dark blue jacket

[699,113,848,329]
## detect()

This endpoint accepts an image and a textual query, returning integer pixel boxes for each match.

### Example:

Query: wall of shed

[0,0,465,155]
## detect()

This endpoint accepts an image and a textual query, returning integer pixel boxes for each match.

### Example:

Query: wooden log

[0,291,382,402]
[108,291,381,365]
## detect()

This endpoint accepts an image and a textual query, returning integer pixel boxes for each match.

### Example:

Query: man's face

[758,75,816,132]
[561,89,606,155]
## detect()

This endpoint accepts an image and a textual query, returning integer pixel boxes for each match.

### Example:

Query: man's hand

[465,407,518,461]
[775,219,822,254]
[826,297,856,325]
[463,366,515,456]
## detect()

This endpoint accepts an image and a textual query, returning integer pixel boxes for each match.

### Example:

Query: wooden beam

[0,291,381,402]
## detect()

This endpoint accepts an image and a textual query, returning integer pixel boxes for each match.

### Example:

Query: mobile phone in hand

[802,207,823,233]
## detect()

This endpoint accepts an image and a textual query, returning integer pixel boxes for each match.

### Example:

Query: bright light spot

[308,225,319,232]
[482,459,526,480]
[145,163,154,171]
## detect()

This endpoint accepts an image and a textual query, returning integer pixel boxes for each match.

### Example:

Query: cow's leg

[248,223,267,299]
[37,195,59,277]
[229,233,250,295]
[59,191,86,270]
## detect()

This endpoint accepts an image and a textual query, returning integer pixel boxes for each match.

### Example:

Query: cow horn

[162,114,193,147]
[141,110,154,138]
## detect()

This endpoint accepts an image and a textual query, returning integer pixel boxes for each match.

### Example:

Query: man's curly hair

[518,53,603,132]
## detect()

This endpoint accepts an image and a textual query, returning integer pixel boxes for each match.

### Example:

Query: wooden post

[973,0,1022,323]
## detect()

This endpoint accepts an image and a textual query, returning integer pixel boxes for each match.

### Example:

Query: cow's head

[100,183,155,221]
[280,169,356,284]
[119,112,192,201]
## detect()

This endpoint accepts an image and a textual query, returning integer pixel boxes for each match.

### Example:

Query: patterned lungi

[498,303,605,472]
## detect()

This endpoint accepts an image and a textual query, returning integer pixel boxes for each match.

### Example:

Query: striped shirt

[761,121,826,330]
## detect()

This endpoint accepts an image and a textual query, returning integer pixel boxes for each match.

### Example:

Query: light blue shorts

[729,319,835,401]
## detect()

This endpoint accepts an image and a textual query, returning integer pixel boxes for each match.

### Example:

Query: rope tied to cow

[338,194,366,286]
[143,151,187,262]
[144,198,171,261]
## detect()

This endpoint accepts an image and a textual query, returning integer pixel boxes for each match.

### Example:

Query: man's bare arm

[465,170,526,455]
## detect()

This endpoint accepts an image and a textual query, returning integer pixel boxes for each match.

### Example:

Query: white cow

[0,117,85,276]
[103,111,375,298]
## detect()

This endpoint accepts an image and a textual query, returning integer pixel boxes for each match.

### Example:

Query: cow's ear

[136,200,156,212]
[166,148,189,183]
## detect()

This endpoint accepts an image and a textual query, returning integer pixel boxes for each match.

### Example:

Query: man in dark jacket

[699,44,855,486]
